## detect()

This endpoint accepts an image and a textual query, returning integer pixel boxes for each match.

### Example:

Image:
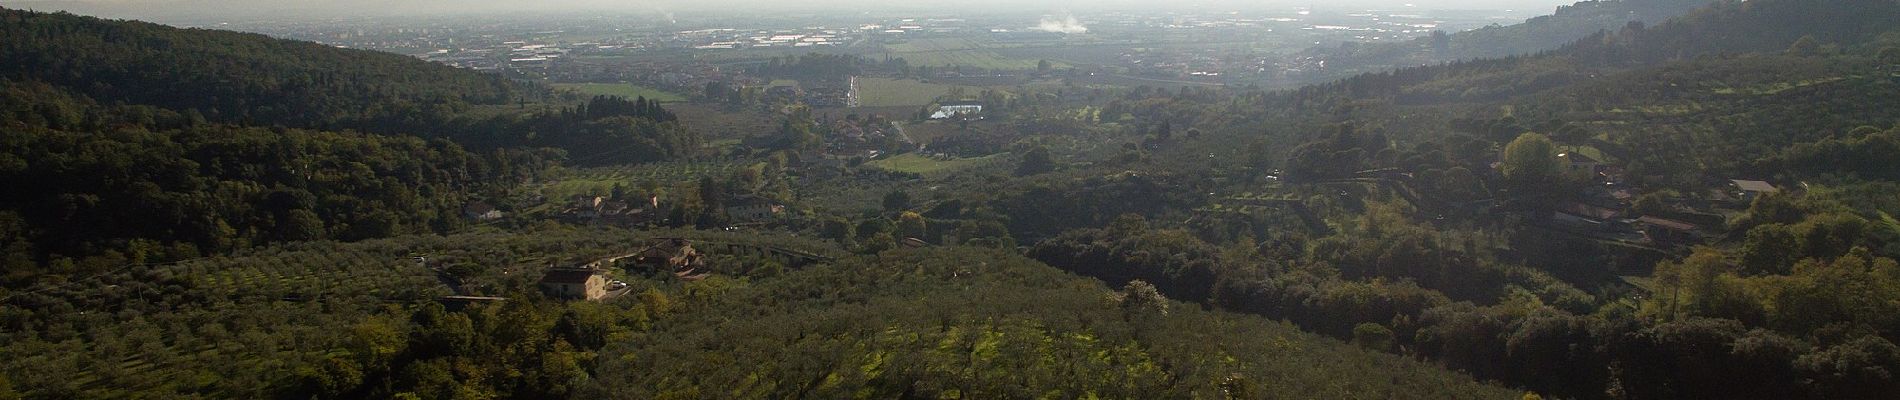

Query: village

[1535,148,1783,252]
[202,6,1529,94]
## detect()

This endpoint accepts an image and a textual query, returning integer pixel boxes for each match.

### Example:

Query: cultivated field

[882,38,1059,70]
[856,77,968,107]
[866,152,1010,176]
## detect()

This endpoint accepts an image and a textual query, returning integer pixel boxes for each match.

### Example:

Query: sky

[3,0,1581,20]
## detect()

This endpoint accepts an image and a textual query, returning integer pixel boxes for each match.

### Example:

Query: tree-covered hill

[0,8,717,287]
[842,0,1900,398]
[0,7,518,131]
[1265,0,1900,149]
[1305,0,1718,79]
[1444,0,1717,61]
[0,8,701,161]
[1286,0,1900,186]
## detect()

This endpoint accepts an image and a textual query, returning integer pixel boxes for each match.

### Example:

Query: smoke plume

[1032,14,1087,34]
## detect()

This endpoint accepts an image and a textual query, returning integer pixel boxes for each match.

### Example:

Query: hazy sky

[4,0,1580,20]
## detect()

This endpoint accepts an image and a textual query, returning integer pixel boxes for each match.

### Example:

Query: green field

[856,78,970,107]
[552,82,689,102]
[883,38,1059,70]
[866,152,1009,176]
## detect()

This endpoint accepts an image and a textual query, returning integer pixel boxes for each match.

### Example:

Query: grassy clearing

[857,78,968,107]
[552,83,689,103]
[1562,145,1614,164]
[670,103,782,141]
[866,152,1009,176]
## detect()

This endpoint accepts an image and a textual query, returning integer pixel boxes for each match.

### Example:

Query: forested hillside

[1444,0,1716,60]
[0,8,700,286]
[982,0,1900,398]
[1306,0,1717,77]
[0,8,516,131]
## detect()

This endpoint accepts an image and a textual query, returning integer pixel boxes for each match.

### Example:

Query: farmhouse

[463,201,503,221]
[636,238,702,269]
[1730,179,1779,201]
[573,195,604,209]
[571,195,605,218]
[538,267,607,300]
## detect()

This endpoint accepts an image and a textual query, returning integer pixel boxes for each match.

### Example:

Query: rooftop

[1560,202,1619,221]
[1638,216,1698,231]
[1731,179,1779,193]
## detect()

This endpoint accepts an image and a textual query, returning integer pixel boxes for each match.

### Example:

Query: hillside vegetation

[6,0,1900,398]
[0,228,1518,399]
[0,9,697,286]
[0,9,517,131]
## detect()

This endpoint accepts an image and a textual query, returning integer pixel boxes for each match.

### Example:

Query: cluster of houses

[821,114,908,159]
[1545,149,1782,248]
[536,238,708,301]
[762,79,859,108]
[560,195,664,225]
[805,77,859,108]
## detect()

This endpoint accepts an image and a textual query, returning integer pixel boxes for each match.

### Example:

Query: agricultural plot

[9,227,849,398]
[795,174,930,213]
[671,103,782,141]
[993,43,1124,66]
[898,121,971,145]
[856,77,972,107]
[883,37,1057,70]
[866,152,1009,176]
[551,82,689,103]
[183,249,445,299]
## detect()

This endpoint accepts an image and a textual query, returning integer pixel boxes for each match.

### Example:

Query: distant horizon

[3,0,1578,22]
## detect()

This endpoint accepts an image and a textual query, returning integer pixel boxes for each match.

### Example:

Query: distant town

[192,7,1537,88]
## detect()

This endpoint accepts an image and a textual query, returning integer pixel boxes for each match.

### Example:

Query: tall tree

[1016,146,1056,176]
[1501,132,1563,197]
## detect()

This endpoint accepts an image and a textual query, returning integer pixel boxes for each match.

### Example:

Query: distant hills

[1306,0,1719,76]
